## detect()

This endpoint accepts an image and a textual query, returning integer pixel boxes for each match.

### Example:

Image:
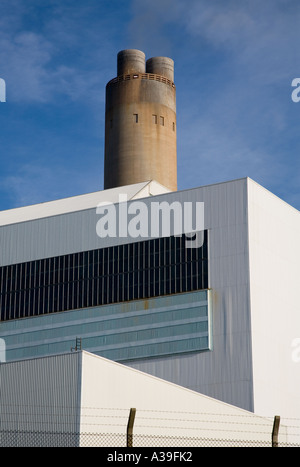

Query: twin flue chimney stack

[104,49,177,192]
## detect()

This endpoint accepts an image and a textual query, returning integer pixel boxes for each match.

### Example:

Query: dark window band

[0,232,208,321]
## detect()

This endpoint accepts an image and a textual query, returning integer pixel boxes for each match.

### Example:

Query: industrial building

[0,50,299,446]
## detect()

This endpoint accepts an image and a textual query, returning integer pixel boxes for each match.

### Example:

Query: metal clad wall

[127,178,254,411]
[0,352,82,446]
[0,208,102,267]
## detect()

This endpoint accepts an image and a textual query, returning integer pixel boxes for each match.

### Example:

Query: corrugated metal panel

[0,352,82,445]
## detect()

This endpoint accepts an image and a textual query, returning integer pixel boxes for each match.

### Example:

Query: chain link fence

[0,429,299,448]
[1,406,300,448]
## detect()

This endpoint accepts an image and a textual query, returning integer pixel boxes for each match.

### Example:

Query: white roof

[0,180,170,227]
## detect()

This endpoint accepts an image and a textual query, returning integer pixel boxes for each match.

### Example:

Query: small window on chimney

[134,114,138,123]
[160,116,164,126]
[152,114,157,124]
[173,122,175,131]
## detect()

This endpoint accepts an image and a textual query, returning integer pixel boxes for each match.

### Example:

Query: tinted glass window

[0,231,208,321]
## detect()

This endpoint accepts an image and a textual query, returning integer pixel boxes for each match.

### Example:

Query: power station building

[0,50,299,443]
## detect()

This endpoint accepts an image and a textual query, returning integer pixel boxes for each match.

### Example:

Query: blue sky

[0,0,300,211]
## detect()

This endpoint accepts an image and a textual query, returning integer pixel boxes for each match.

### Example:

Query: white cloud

[0,1,111,103]
[182,0,300,82]
[0,32,54,102]
[165,0,300,205]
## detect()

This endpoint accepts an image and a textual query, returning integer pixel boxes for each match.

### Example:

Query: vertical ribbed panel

[0,352,82,446]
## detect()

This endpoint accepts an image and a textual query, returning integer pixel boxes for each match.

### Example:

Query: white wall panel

[80,351,282,444]
[247,178,300,438]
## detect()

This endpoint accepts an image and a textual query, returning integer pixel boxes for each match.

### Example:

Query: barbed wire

[1,404,300,441]
[2,402,300,423]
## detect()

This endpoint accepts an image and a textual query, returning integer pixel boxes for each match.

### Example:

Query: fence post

[272,415,280,447]
[127,408,136,448]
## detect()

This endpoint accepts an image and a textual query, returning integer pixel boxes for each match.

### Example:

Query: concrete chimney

[104,49,177,191]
